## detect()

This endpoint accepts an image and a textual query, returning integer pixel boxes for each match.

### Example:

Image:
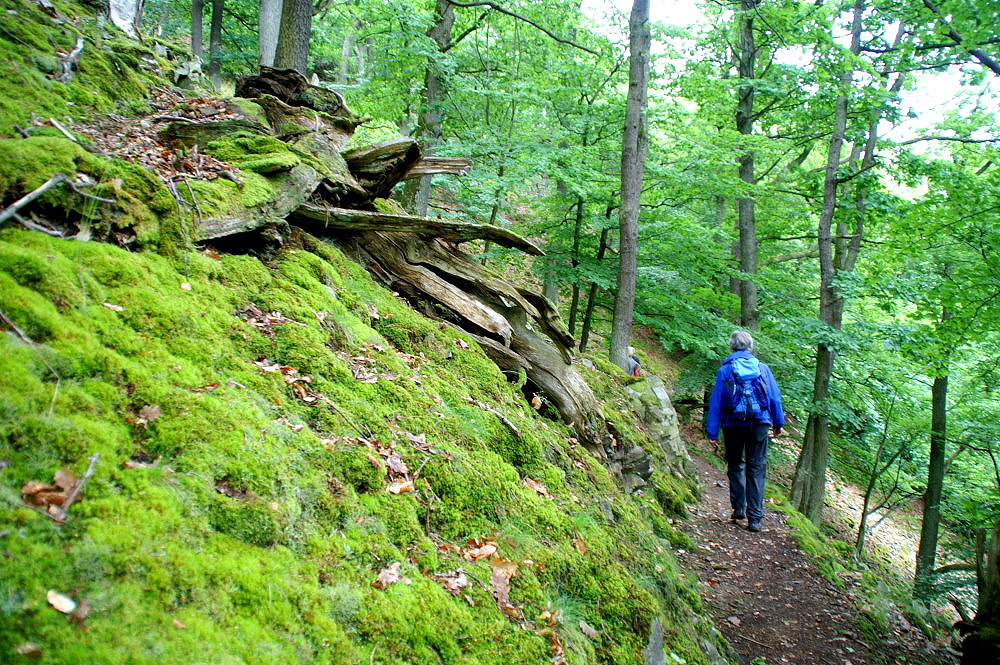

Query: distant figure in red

[626,346,641,377]
[706,331,784,532]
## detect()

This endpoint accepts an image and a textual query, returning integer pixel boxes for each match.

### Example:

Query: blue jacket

[705,350,785,440]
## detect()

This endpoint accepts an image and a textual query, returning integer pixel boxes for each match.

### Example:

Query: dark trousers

[723,424,770,521]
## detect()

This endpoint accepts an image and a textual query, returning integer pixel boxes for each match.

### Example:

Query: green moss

[210,496,280,548]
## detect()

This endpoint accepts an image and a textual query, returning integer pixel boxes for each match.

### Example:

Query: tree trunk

[962,518,1000,663]
[411,0,455,216]
[109,0,143,39]
[274,0,312,75]
[610,0,649,371]
[915,367,949,598]
[735,0,758,331]
[258,0,282,67]
[208,0,223,89]
[567,195,584,335]
[789,0,865,524]
[579,224,610,353]
[191,0,204,60]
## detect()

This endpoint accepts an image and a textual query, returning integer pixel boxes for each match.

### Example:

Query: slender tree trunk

[610,0,650,371]
[409,0,455,216]
[580,218,612,353]
[915,357,950,598]
[274,0,312,75]
[208,0,223,88]
[735,0,758,331]
[962,520,1000,662]
[567,195,584,335]
[191,0,204,60]
[258,0,282,67]
[790,0,866,524]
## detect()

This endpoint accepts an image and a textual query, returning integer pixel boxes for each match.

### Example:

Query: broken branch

[0,173,70,224]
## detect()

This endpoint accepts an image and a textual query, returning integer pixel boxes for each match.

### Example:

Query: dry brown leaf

[372,562,411,589]
[434,570,471,596]
[523,477,552,498]
[463,538,498,562]
[531,394,543,410]
[172,618,188,629]
[385,453,409,475]
[53,469,78,493]
[46,590,76,614]
[102,302,124,312]
[573,535,587,556]
[136,404,162,427]
[387,480,414,494]
[69,598,90,623]
[15,643,42,658]
[489,558,519,616]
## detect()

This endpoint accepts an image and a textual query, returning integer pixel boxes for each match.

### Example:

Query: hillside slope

[0,2,725,663]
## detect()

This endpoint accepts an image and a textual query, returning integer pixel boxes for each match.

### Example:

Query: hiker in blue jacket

[706,331,784,532]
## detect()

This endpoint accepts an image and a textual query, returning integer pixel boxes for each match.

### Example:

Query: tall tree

[790,0,867,523]
[191,0,204,61]
[259,0,282,67]
[208,0,224,88]
[610,0,650,371]
[734,0,758,331]
[274,0,312,74]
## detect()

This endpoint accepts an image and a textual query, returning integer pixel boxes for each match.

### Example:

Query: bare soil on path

[676,451,959,665]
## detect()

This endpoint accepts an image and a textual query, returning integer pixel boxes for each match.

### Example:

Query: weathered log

[192,164,321,240]
[403,156,473,178]
[159,120,272,148]
[327,228,601,443]
[291,204,543,255]
[342,138,422,201]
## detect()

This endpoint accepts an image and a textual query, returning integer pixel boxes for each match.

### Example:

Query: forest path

[675,451,956,665]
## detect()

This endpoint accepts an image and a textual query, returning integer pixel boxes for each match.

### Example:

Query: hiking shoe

[730,511,745,523]
[747,521,761,533]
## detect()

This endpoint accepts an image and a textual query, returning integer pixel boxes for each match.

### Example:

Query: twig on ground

[50,453,99,522]
[736,633,773,649]
[0,308,34,345]
[0,173,69,224]
[48,117,98,153]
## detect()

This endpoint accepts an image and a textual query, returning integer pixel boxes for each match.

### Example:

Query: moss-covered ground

[0,3,725,662]
[0,227,721,664]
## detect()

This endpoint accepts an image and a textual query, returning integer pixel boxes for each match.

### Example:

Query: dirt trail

[676,452,958,665]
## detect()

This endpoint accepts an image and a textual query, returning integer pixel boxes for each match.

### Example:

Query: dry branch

[292,204,543,255]
[0,173,70,224]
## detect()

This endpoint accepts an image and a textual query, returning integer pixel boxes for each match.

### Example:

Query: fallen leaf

[179,282,192,291]
[726,615,741,626]
[47,590,76,614]
[136,404,162,427]
[573,535,587,556]
[434,570,471,596]
[69,598,90,623]
[463,538,498,562]
[455,338,470,350]
[372,562,411,589]
[387,480,414,494]
[489,558,519,616]
[579,621,598,639]
[102,302,124,312]
[52,468,78,493]
[531,394,543,410]
[385,453,409,475]
[523,477,552,498]
[15,643,42,658]
[172,618,188,629]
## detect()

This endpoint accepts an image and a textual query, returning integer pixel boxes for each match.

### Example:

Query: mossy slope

[0,227,721,664]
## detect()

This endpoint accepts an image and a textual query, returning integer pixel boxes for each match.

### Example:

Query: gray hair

[729,330,754,351]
